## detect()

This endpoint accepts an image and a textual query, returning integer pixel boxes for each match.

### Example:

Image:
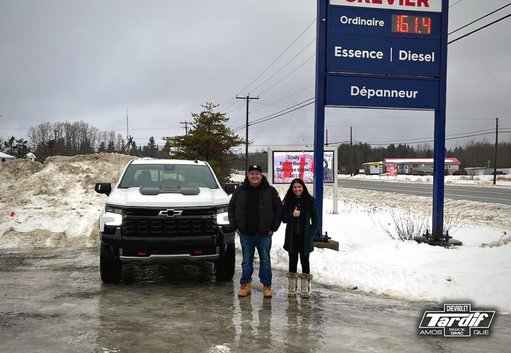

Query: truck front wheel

[214,243,235,282]
[100,243,122,284]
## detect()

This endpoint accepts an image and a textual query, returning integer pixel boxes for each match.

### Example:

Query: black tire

[100,243,122,284]
[214,243,235,282]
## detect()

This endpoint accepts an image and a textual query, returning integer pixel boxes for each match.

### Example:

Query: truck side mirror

[223,182,240,195]
[95,183,112,196]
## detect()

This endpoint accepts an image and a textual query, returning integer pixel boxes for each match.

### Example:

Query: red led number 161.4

[392,15,432,35]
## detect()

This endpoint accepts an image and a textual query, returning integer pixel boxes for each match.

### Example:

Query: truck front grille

[121,207,217,237]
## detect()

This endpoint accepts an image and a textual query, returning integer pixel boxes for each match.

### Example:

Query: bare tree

[28,121,124,161]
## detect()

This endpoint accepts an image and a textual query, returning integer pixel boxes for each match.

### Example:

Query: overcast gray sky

[1,0,510,152]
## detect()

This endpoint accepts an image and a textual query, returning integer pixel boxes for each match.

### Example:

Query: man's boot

[300,273,313,298]
[287,272,298,297]
[238,282,251,297]
[263,284,272,298]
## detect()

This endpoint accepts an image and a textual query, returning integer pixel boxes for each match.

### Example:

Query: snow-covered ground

[1,154,510,314]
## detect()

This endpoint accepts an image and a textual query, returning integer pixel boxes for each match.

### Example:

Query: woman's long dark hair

[283,178,314,210]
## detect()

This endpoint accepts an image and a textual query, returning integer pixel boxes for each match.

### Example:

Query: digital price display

[392,14,432,35]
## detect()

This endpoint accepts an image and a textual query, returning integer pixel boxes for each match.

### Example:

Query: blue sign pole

[313,0,328,240]
[322,0,447,241]
[432,0,449,240]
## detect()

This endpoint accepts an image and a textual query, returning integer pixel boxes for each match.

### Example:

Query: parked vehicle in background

[94,159,235,283]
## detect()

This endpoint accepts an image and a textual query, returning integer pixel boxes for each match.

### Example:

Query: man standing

[228,164,282,298]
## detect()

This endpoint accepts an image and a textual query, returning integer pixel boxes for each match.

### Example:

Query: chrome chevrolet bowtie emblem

[158,209,183,217]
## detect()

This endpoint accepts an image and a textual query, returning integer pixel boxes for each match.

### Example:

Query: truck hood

[107,187,230,208]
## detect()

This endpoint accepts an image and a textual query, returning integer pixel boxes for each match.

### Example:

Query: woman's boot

[300,273,313,298]
[287,272,298,296]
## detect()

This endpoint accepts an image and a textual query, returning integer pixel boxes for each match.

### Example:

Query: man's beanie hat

[248,164,262,173]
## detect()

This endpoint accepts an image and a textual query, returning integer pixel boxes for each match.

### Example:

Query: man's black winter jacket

[228,176,282,236]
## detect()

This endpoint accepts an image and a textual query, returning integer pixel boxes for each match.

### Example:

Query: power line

[249,83,315,115]
[449,0,465,8]
[235,19,315,97]
[220,38,314,114]
[367,129,510,146]
[449,2,511,36]
[219,18,316,108]
[255,53,315,97]
[232,97,314,132]
[250,99,314,127]
[449,12,511,44]
[250,40,316,95]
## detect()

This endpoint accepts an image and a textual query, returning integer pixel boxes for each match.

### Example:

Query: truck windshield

[118,164,218,189]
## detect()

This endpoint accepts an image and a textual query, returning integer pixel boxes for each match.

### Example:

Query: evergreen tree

[163,102,244,183]
[144,136,158,157]
[98,141,107,153]
[2,136,31,159]
[129,141,139,156]
[107,140,116,153]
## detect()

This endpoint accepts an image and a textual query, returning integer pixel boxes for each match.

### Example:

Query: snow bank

[0,153,135,248]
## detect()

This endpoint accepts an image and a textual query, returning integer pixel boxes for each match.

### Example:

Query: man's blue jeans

[239,233,272,286]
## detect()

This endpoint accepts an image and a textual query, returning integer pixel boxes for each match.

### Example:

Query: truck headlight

[103,205,123,226]
[216,207,230,225]
[105,205,123,214]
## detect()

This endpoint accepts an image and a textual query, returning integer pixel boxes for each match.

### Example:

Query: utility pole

[126,108,130,154]
[126,108,129,138]
[493,117,499,185]
[350,126,353,176]
[236,95,259,175]
[180,121,190,136]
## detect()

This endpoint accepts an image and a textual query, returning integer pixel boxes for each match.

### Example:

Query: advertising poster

[272,151,334,184]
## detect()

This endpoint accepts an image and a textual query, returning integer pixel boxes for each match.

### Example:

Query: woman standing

[281,178,318,297]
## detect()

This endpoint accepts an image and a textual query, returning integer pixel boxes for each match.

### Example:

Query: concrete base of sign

[415,236,462,247]
[314,240,339,251]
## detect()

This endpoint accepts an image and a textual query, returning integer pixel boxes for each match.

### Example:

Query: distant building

[465,167,510,176]
[362,161,384,175]
[362,158,461,175]
[464,167,488,176]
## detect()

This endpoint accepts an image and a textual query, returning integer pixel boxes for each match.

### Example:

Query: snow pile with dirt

[1,154,510,313]
[0,154,135,248]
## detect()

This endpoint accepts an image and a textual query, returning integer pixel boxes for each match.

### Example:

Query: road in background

[339,179,511,205]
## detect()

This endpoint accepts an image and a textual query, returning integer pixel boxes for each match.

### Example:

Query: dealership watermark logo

[419,304,495,337]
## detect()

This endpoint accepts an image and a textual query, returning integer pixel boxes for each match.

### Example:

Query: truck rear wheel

[100,243,122,284]
[214,243,235,282]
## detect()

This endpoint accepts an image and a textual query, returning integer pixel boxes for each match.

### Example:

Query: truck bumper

[100,228,235,264]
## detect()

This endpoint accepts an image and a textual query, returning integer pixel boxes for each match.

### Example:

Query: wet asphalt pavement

[1,248,510,353]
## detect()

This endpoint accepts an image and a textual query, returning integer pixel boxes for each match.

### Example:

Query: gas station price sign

[317,0,449,238]
[327,0,443,77]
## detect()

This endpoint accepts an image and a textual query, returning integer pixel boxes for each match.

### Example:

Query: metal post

[432,0,449,240]
[313,0,328,240]
[493,117,499,185]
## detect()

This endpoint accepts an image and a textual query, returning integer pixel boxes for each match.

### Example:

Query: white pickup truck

[95,159,235,283]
